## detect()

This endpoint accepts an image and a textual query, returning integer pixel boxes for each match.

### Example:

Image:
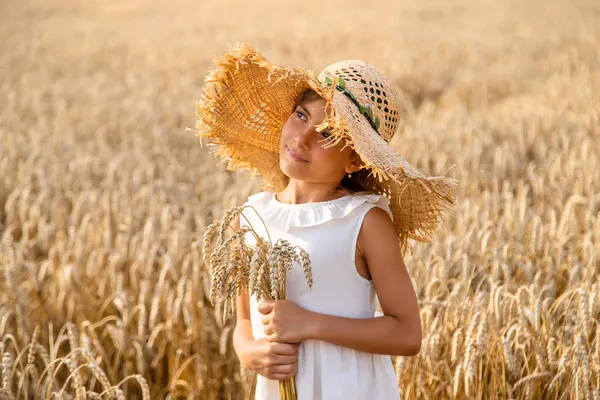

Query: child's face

[279,93,358,185]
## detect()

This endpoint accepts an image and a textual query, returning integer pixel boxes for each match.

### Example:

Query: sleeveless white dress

[240,191,401,400]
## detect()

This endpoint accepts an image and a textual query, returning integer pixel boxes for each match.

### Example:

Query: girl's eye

[296,110,306,121]
[321,131,331,139]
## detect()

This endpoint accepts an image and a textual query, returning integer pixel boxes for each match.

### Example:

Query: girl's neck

[276,179,348,205]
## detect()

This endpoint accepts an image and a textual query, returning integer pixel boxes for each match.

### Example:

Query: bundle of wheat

[203,206,312,400]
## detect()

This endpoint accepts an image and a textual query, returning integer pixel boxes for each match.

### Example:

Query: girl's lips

[286,146,308,162]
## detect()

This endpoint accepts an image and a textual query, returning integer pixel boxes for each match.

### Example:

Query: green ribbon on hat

[324,76,381,134]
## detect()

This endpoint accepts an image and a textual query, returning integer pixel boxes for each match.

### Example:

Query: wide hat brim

[196,43,458,256]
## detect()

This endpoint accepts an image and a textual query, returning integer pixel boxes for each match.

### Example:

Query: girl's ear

[345,152,363,174]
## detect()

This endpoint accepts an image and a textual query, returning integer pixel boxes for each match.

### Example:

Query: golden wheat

[0,0,599,398]
[203,205,313,399]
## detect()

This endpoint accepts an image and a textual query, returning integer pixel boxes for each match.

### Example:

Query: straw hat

[196,43,458,256]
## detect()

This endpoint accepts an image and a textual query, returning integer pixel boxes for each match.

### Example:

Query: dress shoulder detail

[243,191,392,231]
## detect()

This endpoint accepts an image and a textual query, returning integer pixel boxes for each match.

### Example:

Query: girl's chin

[280,161,309,179]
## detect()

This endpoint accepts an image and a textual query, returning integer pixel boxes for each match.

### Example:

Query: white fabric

[240,191,401,400]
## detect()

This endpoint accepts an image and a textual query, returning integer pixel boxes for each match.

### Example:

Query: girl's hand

[246,338,299,381]
[258,299,314,343]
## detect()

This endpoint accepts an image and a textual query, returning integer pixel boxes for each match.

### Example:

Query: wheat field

[1,0,599,398]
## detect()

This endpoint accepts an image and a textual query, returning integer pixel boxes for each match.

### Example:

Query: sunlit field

[1,0,599,398]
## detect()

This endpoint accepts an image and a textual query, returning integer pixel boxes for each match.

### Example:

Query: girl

[197,44,457,400]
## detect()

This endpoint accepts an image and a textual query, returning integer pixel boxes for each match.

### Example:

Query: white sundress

[240,191,401,400]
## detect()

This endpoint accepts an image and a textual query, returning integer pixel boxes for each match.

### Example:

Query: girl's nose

[294,125,314,149]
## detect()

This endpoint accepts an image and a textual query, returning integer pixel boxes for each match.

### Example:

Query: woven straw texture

[196,43,458,256]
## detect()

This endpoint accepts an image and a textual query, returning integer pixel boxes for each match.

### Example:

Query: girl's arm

[258,207,422,357]
[232,286,258,368]
[310,206,422,356]
[231,213,257,367]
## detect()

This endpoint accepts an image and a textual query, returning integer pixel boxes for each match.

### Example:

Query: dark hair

[297,90,384,195]
[337,166,384,194]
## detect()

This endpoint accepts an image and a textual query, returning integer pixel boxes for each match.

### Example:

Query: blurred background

[1,0,599,398]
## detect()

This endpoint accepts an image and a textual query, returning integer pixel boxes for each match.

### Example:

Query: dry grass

[1,0,599,398]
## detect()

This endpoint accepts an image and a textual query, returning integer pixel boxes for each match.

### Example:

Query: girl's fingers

[266,363,298,380]
[260,314,269,325]
[267,333,280,343]
[265,353,298,366]
[258,300,275,315]
[263,325,274,336]
[269,341,298,356]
